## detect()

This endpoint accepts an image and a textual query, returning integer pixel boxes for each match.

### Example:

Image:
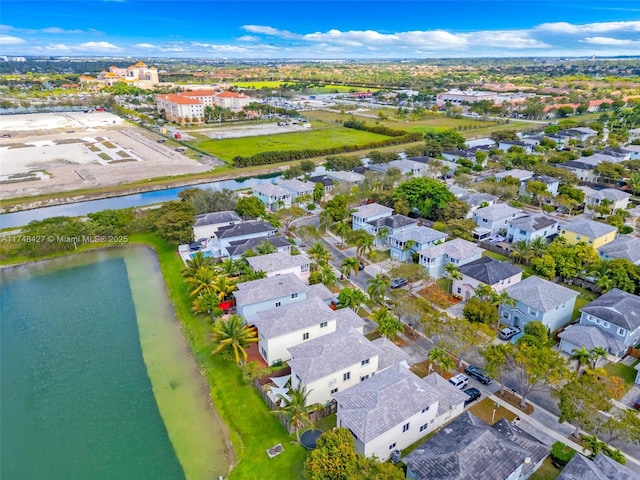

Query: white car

[448,373,469,390]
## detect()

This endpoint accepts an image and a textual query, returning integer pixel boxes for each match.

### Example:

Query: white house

[252,184,292,212]
[192,210,242,240]
[351,203,394,231]
[498,140,534,154]
[365,214,419,246]
[495,169,534,192]
[334,364,467,461]
[499,276,579,333]
[388,227,448,262]
[289,328,408,406]
[598,236,640,265]
[325,170,365,186]
[225,235,291,260]
[472,203,522,236]
[581,186,631,215]
[233,272,333,322]
[418,238,484,279]
[506,214,559,244]
[519,175,560,197]
[387,159,428,177]
[252,297,364,366]
[452,257,522,301]
[245,251,311,281]
[459,192,498,219]
[213,220,278,257]
[278,178,316,203]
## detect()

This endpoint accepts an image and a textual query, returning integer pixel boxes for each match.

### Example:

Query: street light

[491,402,500,424]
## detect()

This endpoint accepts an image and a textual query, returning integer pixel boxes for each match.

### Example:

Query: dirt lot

[0,112,210,200]
[186,121,310,140]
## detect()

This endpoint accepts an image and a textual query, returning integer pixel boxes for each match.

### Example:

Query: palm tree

[308,242,331,266]
[628,172,640,196]
[428,346,456,375]
[529,237,547,257]
[371,307,403,340]
[211,314,258,365]
[182,251,213,279]
[444,263,462,294]
[319,264,337,288]
[211,275,237,302]
[335,221,350,247]
[367,274,389,305]
[571,347,592,373]
[582,434,605,459]
[510,240,531,265]
[217,258,244,277]
[191,291,223,318]
[186,266,216,297]
[272,384,321,444]
[340,256,360,278]
[255,241,277,255]
[401,239,416,262]
[319,209,332,234]
[590,347,608,368]
[376,226,390,247]
[337,287,366,313]
[354,232,375,259]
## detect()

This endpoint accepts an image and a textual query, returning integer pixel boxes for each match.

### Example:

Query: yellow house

[560,220,617,249]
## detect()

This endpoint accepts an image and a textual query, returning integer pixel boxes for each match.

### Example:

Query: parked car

[448,374,469,390]
[157,138,166,143]
[358,262,365,271]
[634,399,640,411]
[464,365,493,385]
[463,388,481,406]
[498,326,521,341]
[390,278,408,289]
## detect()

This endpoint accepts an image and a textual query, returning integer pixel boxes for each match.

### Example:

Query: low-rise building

[452,257,522,301]
[581,186,632,215]
[498,141,535,154]
[225,236,291,260]
[245,251,311,281]
[324,170,365,186]
[557,452,640,480]
[559,220,617,248]
[418,238,484,279]
[351,203,394,231]
[506,214,559,244]
[459,192,498,219]
[214,220,277,253]
[252,184,292,212]
[192,210,242,240]
[334,364,467,461]
[365,214,419,246]
[499,276,579,333]
[277,178,316,203]
[519,175,560,197]
[388,227,448,262]
[598,236,640,265]
[472,203,522,236]
[436,89,496,106]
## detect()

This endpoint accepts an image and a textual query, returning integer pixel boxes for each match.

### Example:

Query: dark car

[157,138,166,143]
[634,399,640,411]
[390,278,408,289]
[464,365,493,385]
[464,388,481,406]
[358,262,365,271]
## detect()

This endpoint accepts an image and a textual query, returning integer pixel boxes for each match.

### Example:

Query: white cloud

[0,35,26,45]
[236,35,260,42]
[582,36,640,46]
[242,25,298,39]
[78,41,120,51]
[39,41,120,53]
[41,27,88,34]
[135,43,158,49]
[536,21,640,34]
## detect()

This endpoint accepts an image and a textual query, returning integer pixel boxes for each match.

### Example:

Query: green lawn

[482,251,510,262]
[189,122,390,162]
[604,360,639,388]
[562,285,597,320]
[530,457,561,480]
[468,397,518,426]
[232,81,377,93]
[314,414,336,432]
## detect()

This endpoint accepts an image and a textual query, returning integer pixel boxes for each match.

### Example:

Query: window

[343,372,351,381]
[421,406,430,413]
[389,443,396,450]
[275,301,282,307]
[420,423,428,432]
[320,321,328,328]
[402,423,410,433]
[361,358,370,366]
[618,328,626,336]
[303,332,309,340]
[360,375,369,382]
[482,218,488,223]
[457,287,462,294]
[330,388,338,395]
[261,347,267,358]
[291,293,299,299]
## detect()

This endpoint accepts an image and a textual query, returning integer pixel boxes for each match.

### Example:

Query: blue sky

[1,1,640,58]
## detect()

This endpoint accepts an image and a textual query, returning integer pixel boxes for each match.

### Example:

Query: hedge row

[233,132,423,167]
[343,118,409,137]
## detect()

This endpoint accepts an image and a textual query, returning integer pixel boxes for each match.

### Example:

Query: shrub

[307,203,316,211]
[550,441,576,467]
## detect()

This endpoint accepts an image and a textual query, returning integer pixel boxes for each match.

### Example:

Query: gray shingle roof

[389,226,447,245]
[225,235,290,257]
[421,372,470,416]
[334,365,462,443]
[278,178,316,194]
[367,214,418,230]
[563,220,617,239]
[404,412,549,480]
[193,210,241,227]
[458,257,522,285]
[508,214,558,233]
[593,452,640,480]
[598,236,640,264]
[558,453,640,480]
[460,192,498,208]
[252,183,291,197]
[505,276,578,312]
[474,203,522,221]
[580,289,640,331]
[233,272,332,307]
[418,238,484,262]
[531,174,559,185]
[495,169,534,181]
[252,296,339,339]
[353,203,394,219]
[582,187,632,202]
[288,328,382,384]
[370,337,410,371]
[325,171,365,183]
[558,325,627,353]
[215,220,276,239]
[245,251,310,273]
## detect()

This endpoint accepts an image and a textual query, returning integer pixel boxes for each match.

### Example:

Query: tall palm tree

[529,237,547,257]
[428,346,456,375]
[217,258,244,277]
[319,264,337,288]
[182,251,213,279]
[211,275,237,302]
[571,347,592,373]
[211,314,258,365]
[340,256,360,278]
[444,263,462,294]
[255,241,277,255]
[335,221,350,247]
[367,274,389,305]
[272,384,321,444]
[371,307,403,340]
[628,172,640,196]
[510,240,531,265]
[376,226,390,247]
[590,347,609,368]
[401,239,417,262]
[354,232,375,259]
[186,266,216,297]
[308,242,331,266]
[319,209,332,234]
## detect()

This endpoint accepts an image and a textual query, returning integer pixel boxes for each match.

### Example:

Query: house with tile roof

[519,174,560,197]
[452,257,522,301]
[559,289,640,358]
[252,183,292,212]
[404,412,549,480]
[557,452,640,480]
[388,227,448,262]
[459,192,498,219]
[472,203,523,236]
[245,251,311,281]
[418,238,485,279]
[325,170,365,186]
[252,297,364,366]
[334,363,467,461]
[495,169,535,184]
[499,276,579,333]
[225,235,291,260]
[277,178,316,202]
[192,210,242,240]
[506,214,559,244]
[365,214,419,246]
[289,327,408,406]
[581,186,632,215]
[213,219,277,249]
[560,220,617,249]
[598,236,640,265]
[351,203,394,232]
[234,272,333,321]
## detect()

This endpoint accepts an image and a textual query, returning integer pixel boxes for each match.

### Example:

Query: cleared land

[233,81,376,93]
[0,112,210,200]
[188,121,390,162]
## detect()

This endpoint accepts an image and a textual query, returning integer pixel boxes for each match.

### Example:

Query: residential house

[289,327,408,406]
[388,227,448,262]
[460,192,498,219]
[506,214,559,244]
[245,251,311,281]
[630,127,640,143]
[624,144,640,160]
[499,276,579,333]
[556,128,598,143]
[442,149,476,163]
[252,297,363,366]
[452,257,522,301]
[559,289,640,358]
[225,235,291,260]
[418,238,484,279]
[308,175,336,198]
[387,159,428,177]
[324,170,365,186]
[351,203,394,231]
[252,184,292,212]
[472,203,523,236]
[581,186,631,215]
[233,272,333,322]
[404,412,549,480]
[495,169,535,192]
[192,210,242,240]
[601,146,632,161]
[498,140,535,154]
[213,220,277,254]
[366,214,419,246]
[560,220,617,248]
[519,175,560,197]
[561,154,622,183]
[598,236,640,265]
[277,178,316,203]
[557,452,640,480]
[334,364,467,461]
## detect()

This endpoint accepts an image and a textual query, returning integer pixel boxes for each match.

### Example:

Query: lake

[0,247,231,479]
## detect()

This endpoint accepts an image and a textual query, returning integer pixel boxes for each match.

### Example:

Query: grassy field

[233,81,377,93]
[605,359,639,390]
[189,121,390,162]
[482,251,511,262]
[530,457,561,480]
